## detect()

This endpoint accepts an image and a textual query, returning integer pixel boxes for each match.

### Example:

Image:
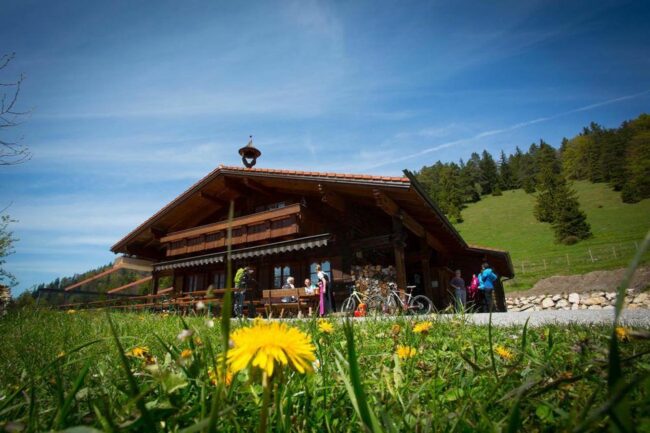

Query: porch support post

[392,217,407,301]
[420,238,433,301]
[152,271,160,295]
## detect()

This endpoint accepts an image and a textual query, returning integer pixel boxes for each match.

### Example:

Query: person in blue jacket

[478,262,498,313]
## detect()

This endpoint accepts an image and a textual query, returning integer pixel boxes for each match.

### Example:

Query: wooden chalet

[111,158,514,312]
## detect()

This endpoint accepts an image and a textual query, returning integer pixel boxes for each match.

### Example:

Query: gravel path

[440,309,650,327]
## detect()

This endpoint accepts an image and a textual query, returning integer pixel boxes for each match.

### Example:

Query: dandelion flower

[391,324,401,336]
[495,345,514,361]
[317,320,334,334]
[57,351,66,359]
[208,366,233,386]
[227,321,316,377]
[66,309,76,314]
[127,346,150,359]
[194,337,204,346]
[396,345,417,360]
[413,321,433,334]
[180,349,193,359]
[206,319,215,328]
[196,301,206,310]
[615,327,630,342]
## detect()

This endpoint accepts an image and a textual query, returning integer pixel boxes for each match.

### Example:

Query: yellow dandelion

[66,309,76,314]
[396,345,417,359]
[495,345,514,361]
[391,324,401,336]
[57,351,66,359]
[126,346,150,359]
[413,321,433,334]
[227,321,316,377]
[180,349,193,359]
[208,366,233,386]
[317,320,334,334]
[615,327,630,342]
[194,336,204,346]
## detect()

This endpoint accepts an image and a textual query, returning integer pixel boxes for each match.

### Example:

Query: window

[211,271,227,289]
[310,261,332,285]
[273,265,293,288]
[185,273,205,292]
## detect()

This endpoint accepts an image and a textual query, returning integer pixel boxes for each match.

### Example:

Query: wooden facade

[111,166,514,311]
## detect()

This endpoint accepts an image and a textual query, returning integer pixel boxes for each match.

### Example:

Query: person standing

[449,270,466,312]
[478,262,497,313]
[233,266,247,317]
[316,264,331,316]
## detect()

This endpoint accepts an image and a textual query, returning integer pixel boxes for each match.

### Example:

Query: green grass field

[1,310,649,432]
[455,181,650,291]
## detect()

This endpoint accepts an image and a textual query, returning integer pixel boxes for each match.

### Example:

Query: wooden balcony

[161,204,302,257]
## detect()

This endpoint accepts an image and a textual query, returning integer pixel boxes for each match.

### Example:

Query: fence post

[588,248,595,263]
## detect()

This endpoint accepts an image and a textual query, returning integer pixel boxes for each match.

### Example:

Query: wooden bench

[261,287,319,317]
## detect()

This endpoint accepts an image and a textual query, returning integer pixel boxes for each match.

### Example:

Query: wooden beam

[374,189,449,254]
[114,256,154,272]
[199,191,226,207]
[242,177,275,198]
[107,276,153,294]
[318,184,346,213]
[392,217,408,296]
[64,265,123,291]
[420,238,434,302]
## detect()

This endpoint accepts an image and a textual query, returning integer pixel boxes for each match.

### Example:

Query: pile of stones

[506,289,650,312]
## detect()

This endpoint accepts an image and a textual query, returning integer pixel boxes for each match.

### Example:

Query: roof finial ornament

[238,135,261,168]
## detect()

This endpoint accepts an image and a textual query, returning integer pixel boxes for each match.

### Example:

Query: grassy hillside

[454,181,650,291]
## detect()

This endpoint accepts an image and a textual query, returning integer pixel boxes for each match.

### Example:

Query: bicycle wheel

[410,295,433,315]
[365,295,385,314]
[384,293,401,315]
[340,296,357,315]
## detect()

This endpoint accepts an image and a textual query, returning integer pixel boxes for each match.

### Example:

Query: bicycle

[340,284,385,315]
[384,283,433,315]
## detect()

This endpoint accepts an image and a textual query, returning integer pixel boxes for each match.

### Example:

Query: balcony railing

[161,203,302,257]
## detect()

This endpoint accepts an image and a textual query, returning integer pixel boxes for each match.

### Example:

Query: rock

[571,304,579,310]
[605,292,616,301]
[556,299,569,308]
[541,298,555,309]
[552,294,562,301]
[602,305,614,310]
[588,305,603,310]
[519,304,534,312]
[583,296,607,306]
[568,293,580,304]
[580,305,588,310]
[633,293,649,304]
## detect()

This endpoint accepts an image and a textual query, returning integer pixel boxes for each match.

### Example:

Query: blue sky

[1,0,649,294]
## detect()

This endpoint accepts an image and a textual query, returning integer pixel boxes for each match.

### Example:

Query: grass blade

[341,320,383,433]
[106,312,156,431]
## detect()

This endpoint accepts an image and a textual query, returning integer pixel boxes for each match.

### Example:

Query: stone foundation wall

[506,290,649,312]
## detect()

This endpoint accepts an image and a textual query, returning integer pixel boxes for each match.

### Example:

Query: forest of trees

[415,113,650,243]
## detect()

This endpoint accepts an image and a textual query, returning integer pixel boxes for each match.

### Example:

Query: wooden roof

[111,165,514,277]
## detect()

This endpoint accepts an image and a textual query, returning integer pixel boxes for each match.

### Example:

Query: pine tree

[498,150,514,190]
[478,150,499,195]
[533,143,562,223]
[552,182,592,243]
